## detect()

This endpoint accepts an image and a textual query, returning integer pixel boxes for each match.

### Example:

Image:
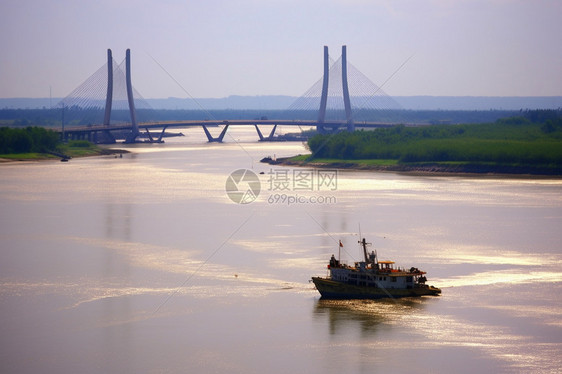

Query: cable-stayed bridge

[57,46,402,143]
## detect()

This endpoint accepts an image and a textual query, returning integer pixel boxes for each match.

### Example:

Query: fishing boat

[312,238,441,299]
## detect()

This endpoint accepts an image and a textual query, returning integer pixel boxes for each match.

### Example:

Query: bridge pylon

[341,45,355,132]
[99,49,117,143]
[99,49,140,143]
[124,49,140,143]
[103,49,113,126]
[317,45,355,133]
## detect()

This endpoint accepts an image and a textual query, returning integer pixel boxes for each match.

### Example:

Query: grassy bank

[58,140,119,158]
[287,155,399,167]
[299,115,562,175]
[260,113,562,175]
[0,140,125,161]
[272,155,562,176]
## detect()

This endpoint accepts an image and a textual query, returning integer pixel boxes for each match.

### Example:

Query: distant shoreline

[0,147,128,163]
[2,95,561,110]
[261,156,562,178]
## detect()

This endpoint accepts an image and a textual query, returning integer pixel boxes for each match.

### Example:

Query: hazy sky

[1,0,561,99]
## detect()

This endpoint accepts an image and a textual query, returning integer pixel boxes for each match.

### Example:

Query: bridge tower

[318,46,329,125]
[101,49,140,143]
[103,49,113,126]
[317,45,355,133]
[95,49,117,144]
[124,49,140,143]
[341,45,355,132]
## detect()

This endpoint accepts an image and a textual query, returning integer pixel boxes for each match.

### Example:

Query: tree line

[0,127,60,154]
[307,110,562,168]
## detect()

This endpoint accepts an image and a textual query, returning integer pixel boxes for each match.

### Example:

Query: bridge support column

[268,124,278,140]
[144,127,154,142]
[342,45,354,132]
[254,125,264,141]
[202,124,229,142]
[254,124,278,141]
[124,49,140,143]
[156,126,168,143]
[99,130,116,144]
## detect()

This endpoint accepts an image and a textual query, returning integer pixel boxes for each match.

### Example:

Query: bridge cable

[145,51,255,166]
[303,53,415,160]
[351,54,413,122]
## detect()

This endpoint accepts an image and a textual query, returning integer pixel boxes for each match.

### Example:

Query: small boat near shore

[312,238,441,299]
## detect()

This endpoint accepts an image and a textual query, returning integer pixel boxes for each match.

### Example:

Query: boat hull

[312,277,441,299]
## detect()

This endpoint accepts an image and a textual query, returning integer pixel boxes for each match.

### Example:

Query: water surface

[1,127,561,373]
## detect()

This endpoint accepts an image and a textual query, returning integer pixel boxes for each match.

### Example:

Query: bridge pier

[156,126,168,143]
[103,130,116,143]
[144,127,154,142]
[94,130,116,144]
[202,124,229,142]
[254,124,278,141]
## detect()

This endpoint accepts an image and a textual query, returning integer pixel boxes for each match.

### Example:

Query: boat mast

[338,240,342,262]
[361,238,369,263]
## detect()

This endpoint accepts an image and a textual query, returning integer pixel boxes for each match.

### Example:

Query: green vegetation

[58,140,111,158]
[306,110,562,173]
[0,152,51,161]
[0,126,59,154]
[0,127,118,160]
[291,154,398,166]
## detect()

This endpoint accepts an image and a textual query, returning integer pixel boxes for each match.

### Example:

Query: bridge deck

[59,119,396,133]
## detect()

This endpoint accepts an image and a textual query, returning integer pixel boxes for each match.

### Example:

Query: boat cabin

[378,260,395,272]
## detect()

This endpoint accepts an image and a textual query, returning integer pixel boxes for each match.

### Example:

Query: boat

[311,238,441,299]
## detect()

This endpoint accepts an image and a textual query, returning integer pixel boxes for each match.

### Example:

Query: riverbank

[301,115,562,177]
[0,145,128,162]
[261,155,562,177]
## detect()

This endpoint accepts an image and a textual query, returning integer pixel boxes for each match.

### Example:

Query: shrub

[67,140,92,148]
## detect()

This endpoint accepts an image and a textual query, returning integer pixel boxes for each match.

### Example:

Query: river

[1,127,561,373]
